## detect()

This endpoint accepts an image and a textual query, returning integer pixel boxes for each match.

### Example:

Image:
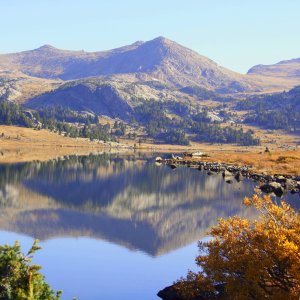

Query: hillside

[0,37,300,148]
[248,57,300,81]
[0,37,299,113]
[23,76,195,118]
[0,70,61,103]
[236,85,300,131]
[1,37,296,94]
[25,79,134,119]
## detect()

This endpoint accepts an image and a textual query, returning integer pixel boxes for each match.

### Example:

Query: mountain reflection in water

[0,153,260,256]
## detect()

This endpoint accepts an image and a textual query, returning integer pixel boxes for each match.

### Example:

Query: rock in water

[259,182,285,197]
[157,286,183,300]
[222,170,232,178]
[234,172,243,182]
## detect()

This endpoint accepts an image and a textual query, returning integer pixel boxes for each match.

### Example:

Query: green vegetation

[0,99,260,146]
[37,105,98,124]
[179,86,217,100]
[159,128,189,146]
[237,86,300,131]
[0,240,61,300]
[113,120,126,136]
[188,121,259,145]
[134,101,259,146]
[0,102,117,142]
[0,101,34,127]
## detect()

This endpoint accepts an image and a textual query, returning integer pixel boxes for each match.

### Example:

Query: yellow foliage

[174,195,300,299]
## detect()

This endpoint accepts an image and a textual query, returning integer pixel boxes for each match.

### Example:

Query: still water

[0,153,297,299]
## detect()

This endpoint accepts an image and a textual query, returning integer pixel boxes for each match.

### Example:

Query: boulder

[251,173,264,181]
[225,177,233,184]
[291,188,299,195]
[157,286,183,300]
[259,182,285,197]
[234,172,243,182]
[275,176,287,183]
[222,170,232,178]
[207,171,216,176]
[264,175,273,182]
[158,284,225,300]
[284,179,296,190]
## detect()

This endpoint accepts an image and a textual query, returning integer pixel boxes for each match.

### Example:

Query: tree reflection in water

[0,153,267,256]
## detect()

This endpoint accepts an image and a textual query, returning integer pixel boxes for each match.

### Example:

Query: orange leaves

[175,194,300,299]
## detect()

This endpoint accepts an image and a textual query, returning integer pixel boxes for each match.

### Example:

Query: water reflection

[0,153,264,256]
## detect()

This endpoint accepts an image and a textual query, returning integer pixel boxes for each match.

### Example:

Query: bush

[174,194,300,299]
[0,240,62,300]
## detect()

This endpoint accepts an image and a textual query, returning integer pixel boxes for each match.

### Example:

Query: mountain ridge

[248,57,300,80]
[0,37,260,92]
[1,37,300,118]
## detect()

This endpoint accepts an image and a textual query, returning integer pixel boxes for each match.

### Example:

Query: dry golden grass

[1,125,300,176]
[186,149,300,176]
[0,125,119,163]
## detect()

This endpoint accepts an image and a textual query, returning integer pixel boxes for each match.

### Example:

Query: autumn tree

[174,194,300,300]
[0,240,62,300]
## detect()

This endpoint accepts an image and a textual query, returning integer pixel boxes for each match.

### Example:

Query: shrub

[0,240,62,300]
[174,194,300,299]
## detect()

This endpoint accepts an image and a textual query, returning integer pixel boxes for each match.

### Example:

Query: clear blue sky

[1,0,300,73]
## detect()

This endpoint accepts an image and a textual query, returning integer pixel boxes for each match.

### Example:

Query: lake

[0,153,297,299]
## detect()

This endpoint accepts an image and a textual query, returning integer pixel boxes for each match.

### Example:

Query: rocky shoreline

[156,156,300,300]
[156,157,300,198]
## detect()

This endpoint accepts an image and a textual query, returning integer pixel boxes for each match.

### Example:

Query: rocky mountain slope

[24,76,192,119]
[0,70,60,103]
[0,36,291,94]
[1,37,300,119]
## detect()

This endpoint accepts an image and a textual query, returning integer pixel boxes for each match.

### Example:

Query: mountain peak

[36,44,58,51]
[150,36,173,45]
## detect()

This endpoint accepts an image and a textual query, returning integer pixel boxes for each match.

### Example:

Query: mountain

[0,37,261,93]
[0,70,60,103]
[248,57,300,81]
[1,37,300,119]
[24,75,194,118]
[25,79,134,119]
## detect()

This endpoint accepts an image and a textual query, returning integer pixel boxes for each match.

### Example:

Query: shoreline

[157,155,300,197]
[0,125,300,175]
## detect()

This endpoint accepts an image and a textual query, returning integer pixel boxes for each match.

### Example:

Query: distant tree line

[0,102,117,142]
[0,99,260,146]
[189,121,259,146]
[134,101,260,146]
[134,101,190,145]
[37,105,98,124]
[179,86,217,100]
[0,101,34,127]
[236,86,300,131]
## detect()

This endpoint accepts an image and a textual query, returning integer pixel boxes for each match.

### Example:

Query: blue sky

[1,0,300,73]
